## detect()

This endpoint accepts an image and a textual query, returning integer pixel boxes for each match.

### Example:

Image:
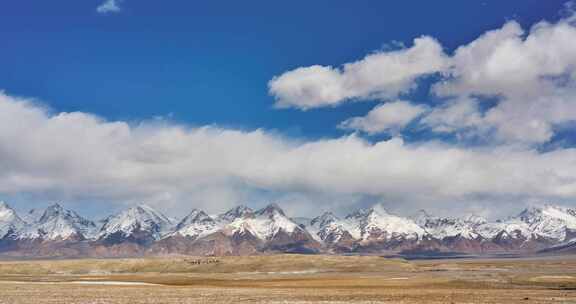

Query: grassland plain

[0,255,574,303]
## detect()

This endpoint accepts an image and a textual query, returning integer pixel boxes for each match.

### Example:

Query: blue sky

[1,0,576,219]
[1,0,567,139]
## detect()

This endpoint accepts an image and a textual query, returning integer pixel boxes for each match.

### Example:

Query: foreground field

[0,255,574,303]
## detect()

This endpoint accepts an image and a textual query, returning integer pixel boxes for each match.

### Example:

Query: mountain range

[0,201,575,258]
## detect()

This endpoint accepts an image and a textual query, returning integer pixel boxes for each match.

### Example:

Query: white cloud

[435,20,576,98]
[563,0,576,24]
[269,37,448,110]
[270,6,576,145]
[97,0,121,14]
[421,98,483,134]
[4,2,576,217]
[428,15,576,144]
[2,92,576,216]
[339,100,426,134]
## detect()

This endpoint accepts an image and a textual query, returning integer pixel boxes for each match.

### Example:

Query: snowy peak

[413,209,434,227]
[519,205,576,225]
[345,204,387,221]
[464,214,488,226]
[38,203,65,223]
[3,201,576,256]
[38,204,94,228]
[311,212,339,228]
[516,204,576,241]
[414,211,479,240]
[129,204,173,227]
[98,204,173,242]
[0,201,20,221]
[0,201,25,239]
[171,209,219,239]
[255,203,286,217]
[0,201,10,211]
[176,209,214,230]
[21,208,42,224]
[18,203,96,241]
[217,205,253,223]
[226,204,302,241]
[345,204,426,241]
[307,212,353,245]
[476,219,533,241]
[346,204,389,221]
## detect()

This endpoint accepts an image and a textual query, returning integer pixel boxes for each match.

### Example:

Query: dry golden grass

[0,255,574,303]
[0,254,412,275]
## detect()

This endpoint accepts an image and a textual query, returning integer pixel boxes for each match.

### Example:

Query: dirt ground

[0,254,574,303]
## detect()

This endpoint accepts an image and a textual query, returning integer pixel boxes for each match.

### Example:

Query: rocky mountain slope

[16,203,96,241]
[1,201,576,257]
[0,202,25,239]
[97,204,174,246]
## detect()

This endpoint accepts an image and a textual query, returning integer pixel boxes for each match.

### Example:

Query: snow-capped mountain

[154,203,321,255]
[291,216,312,227]
[97,204,174,245]
[517,205,576,242]
[170,209,219,239]
[311,212,339,228]
[20,208,43,224]
[415,210,479,240]
[345,205,426,242]
[475,219,533,241]
[216,205,253,223]
[305,212,355,247]
[306,206,481,251]
[17,203,97,241]
[472,205,576,244]
[464,214,488,226]
[2,200,576,257]
[0,202,25,239]
[308,212,340,241]
[226,204,309,241]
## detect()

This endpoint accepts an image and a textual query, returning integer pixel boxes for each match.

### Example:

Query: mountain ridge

[1,202,576,257]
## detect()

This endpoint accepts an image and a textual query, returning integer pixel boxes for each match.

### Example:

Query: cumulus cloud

[97,0,122,14]
[4,2,576,216]
[268,37,448,109]
[2,92,576,216]
[429,16,576,144]
[339,100,426,134]
[562,0,576,26]
[435,20,576,98]
[270,4,576,145]
[421,98,483,134]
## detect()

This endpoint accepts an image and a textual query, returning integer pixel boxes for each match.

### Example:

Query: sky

[1,0,576,220]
